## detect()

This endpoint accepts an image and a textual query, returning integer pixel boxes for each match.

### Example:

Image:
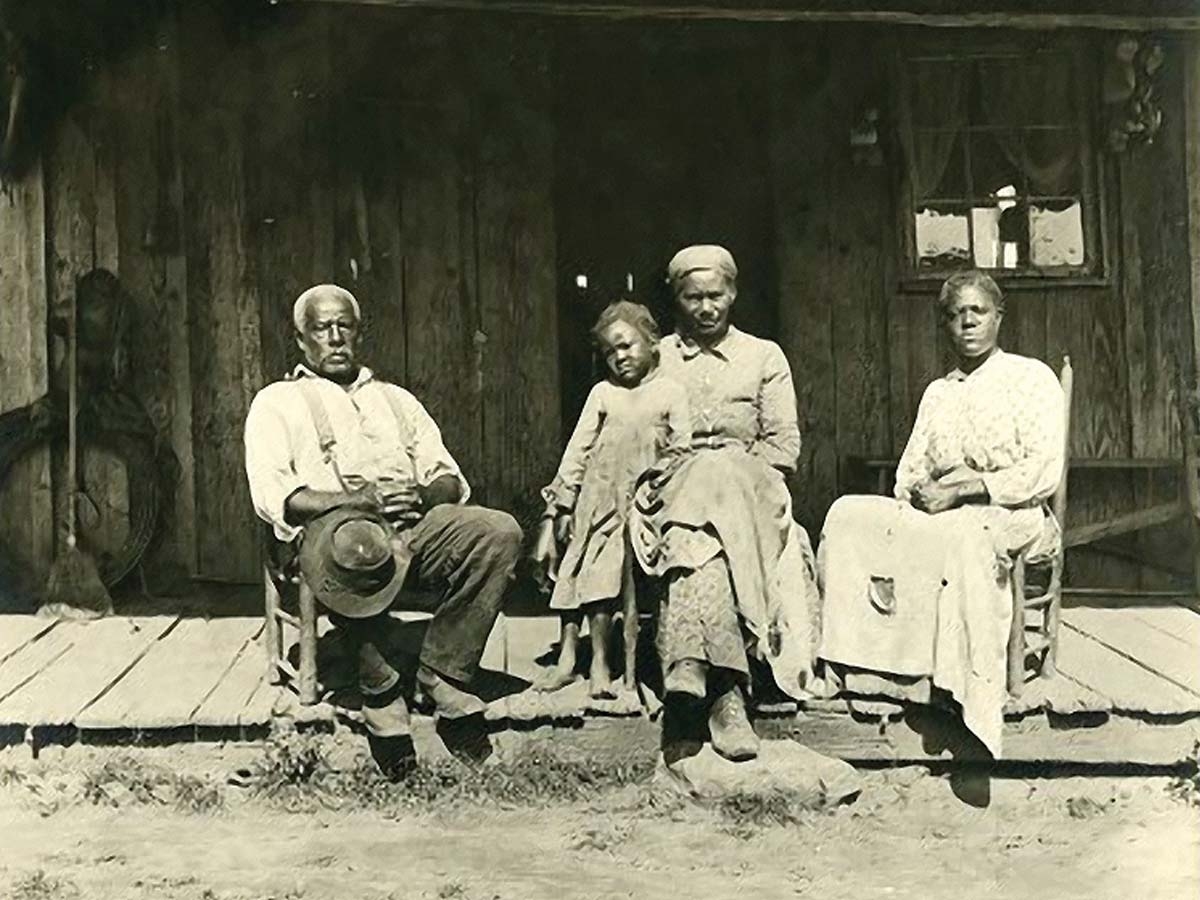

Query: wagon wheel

[0,417,160,595]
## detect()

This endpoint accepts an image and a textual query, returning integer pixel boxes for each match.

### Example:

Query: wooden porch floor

[1,604,1198,764]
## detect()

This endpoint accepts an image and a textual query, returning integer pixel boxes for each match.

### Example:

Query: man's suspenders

[293,377,420,490]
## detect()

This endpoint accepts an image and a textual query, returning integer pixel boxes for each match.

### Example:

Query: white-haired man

[244,284,522,775]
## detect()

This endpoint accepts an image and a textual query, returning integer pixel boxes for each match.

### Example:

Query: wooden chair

[263,531,437,706]
[264,537,321,705]
[1006,355,1073,696]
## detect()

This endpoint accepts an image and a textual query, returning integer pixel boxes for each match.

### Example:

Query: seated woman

[817,270,1065,759]
[631,245,820,763]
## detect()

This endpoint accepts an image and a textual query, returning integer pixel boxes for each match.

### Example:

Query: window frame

[893,32,1111,290]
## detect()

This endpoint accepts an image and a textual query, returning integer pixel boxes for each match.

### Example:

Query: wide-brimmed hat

[298,507,410,619]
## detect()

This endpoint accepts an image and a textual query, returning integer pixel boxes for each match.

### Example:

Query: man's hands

[344,479,424,527]
[285,478,425,529]
[531,512,571,594]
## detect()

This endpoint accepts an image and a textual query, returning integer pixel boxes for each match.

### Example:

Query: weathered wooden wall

[0,5,560,591]
[0,10,1194,597]
[174,5,561,581]
[770,26,1197,585]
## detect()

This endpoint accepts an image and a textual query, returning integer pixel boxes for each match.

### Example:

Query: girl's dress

[542,370,690,610]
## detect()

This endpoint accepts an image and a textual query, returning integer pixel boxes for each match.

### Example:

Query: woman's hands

[910,470,989,514]
[909,479,961,514]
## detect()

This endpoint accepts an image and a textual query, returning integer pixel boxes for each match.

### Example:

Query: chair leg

[1181,450,1200,600]
[264,568,284,686]
[1007,555,1027,696]
[621,545,638,691]
[297,580,319,706]
[1043,561,1063,678]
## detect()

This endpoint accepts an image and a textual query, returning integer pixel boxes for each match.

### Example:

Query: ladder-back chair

[264,535,320,705]
[264,531,437,706]
[1006,355,1073,696]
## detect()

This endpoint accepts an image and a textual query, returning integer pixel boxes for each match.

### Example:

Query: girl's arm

[541,383,607,516]
[661,379,692,460]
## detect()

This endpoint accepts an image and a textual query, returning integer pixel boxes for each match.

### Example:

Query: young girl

[532,300,690,698]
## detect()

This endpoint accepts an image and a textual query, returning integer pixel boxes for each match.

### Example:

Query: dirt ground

[1,733,1197,900]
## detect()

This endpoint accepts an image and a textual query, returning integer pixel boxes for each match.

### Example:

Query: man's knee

[467,507,523,563]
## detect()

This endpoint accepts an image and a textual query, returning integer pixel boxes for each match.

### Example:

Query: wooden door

[554,21,777,431]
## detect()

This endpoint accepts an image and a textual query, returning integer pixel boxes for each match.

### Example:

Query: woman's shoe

[708,686,759,762]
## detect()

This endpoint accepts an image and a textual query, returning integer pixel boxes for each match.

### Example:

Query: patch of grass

[242,728,336,799]
[79,755,223,813]
[9,870,80,900]
[714,788,827,838]
[237,731,658,814]
[567,820,635,852]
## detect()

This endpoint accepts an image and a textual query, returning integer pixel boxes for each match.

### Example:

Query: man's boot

[418,664,492,765]
[362,678,416,780]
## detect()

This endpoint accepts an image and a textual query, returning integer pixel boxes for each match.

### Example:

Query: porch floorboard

[0,603,1196,765]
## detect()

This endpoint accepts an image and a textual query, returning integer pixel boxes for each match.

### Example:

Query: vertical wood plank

[1132,44,1190,460]
[244,5,332,384]
[108,17,196,579]
[1188,34,1200,387]
[328,11,410,387]
[0,164,52,608]
[770,28,838,531]
[825,32,892,489]
[178,6,262,582]
[398,19,482,490]
[1045,288,1127,460]
[474,19,560,521]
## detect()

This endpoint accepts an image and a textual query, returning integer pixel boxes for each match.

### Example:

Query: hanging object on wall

[850,105,883,168]
[0,269,177,601]
[1103,34,1165,153]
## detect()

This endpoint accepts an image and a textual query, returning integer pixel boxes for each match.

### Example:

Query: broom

[40,276,113,620]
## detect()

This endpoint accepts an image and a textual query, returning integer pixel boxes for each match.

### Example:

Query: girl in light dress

[532,301,690,698]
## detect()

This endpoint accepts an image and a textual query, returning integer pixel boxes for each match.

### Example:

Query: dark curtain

[900,59,967,202]
[978,53,1080,198]
[902,53,1081,203]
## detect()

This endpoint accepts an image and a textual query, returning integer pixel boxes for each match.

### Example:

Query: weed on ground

[1,729,845,838]
[7,870,81,900]
[1167,740,1200,808]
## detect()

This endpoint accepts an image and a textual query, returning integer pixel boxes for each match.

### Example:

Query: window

[898,38,1104,280]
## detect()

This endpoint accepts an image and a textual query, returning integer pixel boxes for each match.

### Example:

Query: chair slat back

[1052,355,1074,529]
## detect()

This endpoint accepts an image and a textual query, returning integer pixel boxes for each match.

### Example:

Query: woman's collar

[947,347,1005,382]
[675,325,741,359]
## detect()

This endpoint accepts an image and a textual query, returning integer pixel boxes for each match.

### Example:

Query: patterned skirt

[657,554,750,677]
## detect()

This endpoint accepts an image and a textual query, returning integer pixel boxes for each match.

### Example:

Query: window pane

[970,204,1024,270]
[1029,201,1084,267]
[915,206,971,268]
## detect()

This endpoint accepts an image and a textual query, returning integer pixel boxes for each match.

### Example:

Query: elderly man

[818,271,1064,758]
[244,284,522,775]
[632,245,820,763]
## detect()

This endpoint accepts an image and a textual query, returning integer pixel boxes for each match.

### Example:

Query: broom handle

[66,277,79,548]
